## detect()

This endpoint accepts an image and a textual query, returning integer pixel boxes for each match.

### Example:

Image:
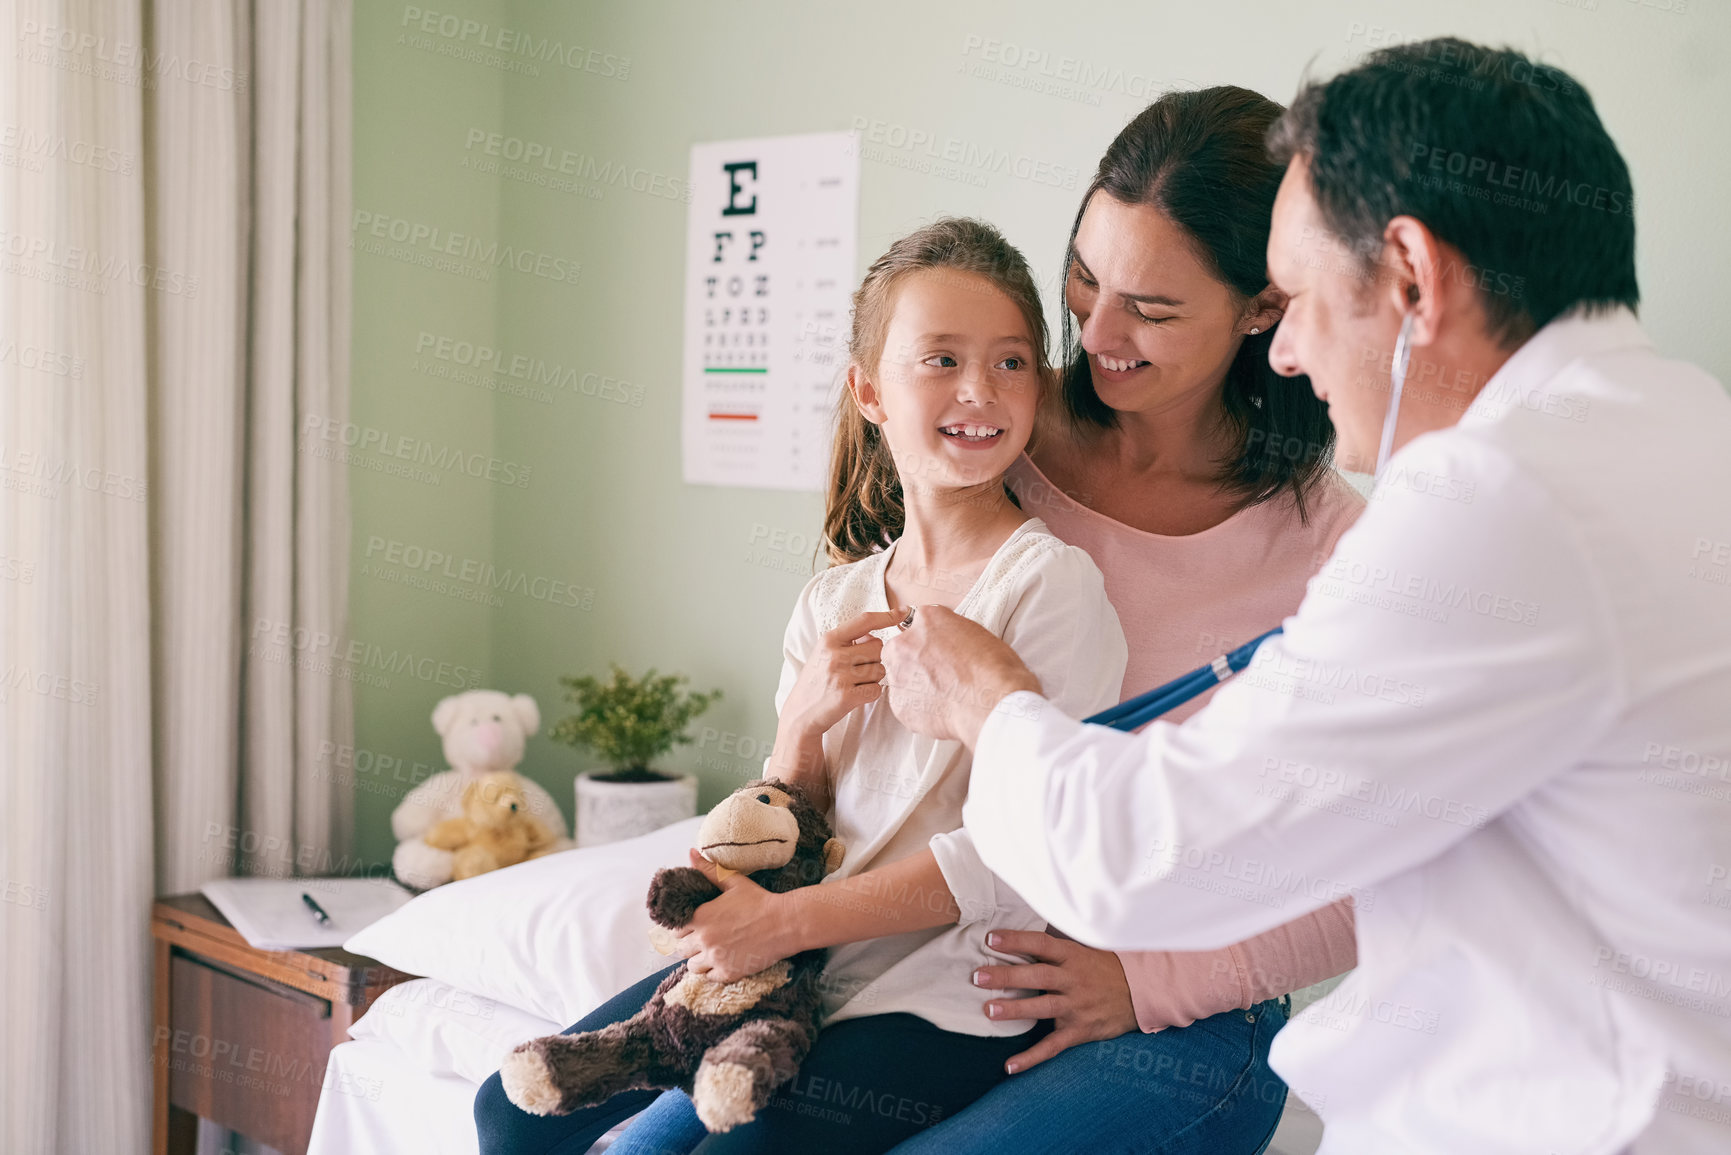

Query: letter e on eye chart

[681,132,860,490]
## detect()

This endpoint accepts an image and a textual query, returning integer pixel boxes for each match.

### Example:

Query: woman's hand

[672,851,801,983]
[972,929,1139,1074]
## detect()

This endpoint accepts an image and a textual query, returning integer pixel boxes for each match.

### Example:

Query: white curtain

[0,1,353,1151]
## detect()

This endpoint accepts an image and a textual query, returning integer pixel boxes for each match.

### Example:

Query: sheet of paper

[681,131,860,490]
[200,876,414,951]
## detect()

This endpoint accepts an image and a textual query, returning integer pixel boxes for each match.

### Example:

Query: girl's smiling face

[847,268,1042,492]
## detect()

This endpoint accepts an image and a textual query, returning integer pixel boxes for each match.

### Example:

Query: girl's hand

[971,930,1140,1074]
[779,610,909,740]
[673,850,801,983]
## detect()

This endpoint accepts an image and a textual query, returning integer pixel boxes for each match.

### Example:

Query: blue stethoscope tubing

[1083,626,1285,732]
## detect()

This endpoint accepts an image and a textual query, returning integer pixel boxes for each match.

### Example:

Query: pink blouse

[1005,452,1365,1029]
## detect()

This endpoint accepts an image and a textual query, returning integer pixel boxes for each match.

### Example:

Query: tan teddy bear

[421,770,559,881]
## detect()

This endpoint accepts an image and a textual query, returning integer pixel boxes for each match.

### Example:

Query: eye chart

[681,132,860,490]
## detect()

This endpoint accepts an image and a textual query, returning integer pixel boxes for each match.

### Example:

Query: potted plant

[551,663,721,847]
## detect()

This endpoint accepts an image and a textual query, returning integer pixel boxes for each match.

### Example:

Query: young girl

[473,218,1128,1154]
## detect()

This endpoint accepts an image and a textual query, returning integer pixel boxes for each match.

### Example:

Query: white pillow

[347,978,564,1085]
[345,816,702,1025]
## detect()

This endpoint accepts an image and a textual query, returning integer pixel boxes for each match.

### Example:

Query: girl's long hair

[822,217,1049,566]
[1059,86,1337,518]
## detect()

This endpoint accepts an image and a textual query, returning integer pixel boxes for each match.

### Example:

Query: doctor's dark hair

[1267,38,1639,347]
[1060,87,1337,519]
[823,217,1049,566]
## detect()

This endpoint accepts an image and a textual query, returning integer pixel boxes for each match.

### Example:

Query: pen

[301,891,333,927]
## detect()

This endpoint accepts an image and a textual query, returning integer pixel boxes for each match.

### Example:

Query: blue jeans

[477,961,1040,1155]
[605,998,1289,1155]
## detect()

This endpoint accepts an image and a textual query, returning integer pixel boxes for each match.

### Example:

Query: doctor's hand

[971,929,1140,1074]
[672,850,799,984]
[880,605,1041,747]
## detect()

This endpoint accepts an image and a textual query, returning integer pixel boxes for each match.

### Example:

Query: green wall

[348,0,1731,869]
[347,0,505,864]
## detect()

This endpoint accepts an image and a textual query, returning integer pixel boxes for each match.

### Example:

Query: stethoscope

[1375,310,1417,482]
[896,309,1417,728]
[897,600,1277,731]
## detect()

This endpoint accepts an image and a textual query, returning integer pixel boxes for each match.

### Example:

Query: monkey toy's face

[695,779,845,887]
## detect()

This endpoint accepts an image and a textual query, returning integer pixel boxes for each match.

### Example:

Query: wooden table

[150,893,417,1155]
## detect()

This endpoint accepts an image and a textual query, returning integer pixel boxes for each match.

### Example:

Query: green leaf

[548,663,722,775]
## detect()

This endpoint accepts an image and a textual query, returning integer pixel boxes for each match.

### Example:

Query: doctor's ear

[1381,215,1447,344]
[846,362,888,424]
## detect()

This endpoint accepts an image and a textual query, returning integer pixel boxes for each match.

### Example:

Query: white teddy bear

[390,689,573,890]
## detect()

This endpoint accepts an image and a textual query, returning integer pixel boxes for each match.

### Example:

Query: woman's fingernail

[972,969,989,986]
[987,933,1001,948]
[987,1003,1002,1017]
[1005,1062,1019,1074]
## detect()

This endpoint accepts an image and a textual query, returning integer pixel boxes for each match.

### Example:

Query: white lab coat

[964,307,1731,1154]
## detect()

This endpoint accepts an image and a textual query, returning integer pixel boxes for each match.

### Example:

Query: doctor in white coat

[882,37,1731,1155]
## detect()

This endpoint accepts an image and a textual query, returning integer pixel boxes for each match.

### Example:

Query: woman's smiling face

[1066,192,1250,419]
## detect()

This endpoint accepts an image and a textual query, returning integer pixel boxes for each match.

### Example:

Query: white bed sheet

[309,1036,481,1155]
[346,977,570,1087]
[308,1035,638,1155]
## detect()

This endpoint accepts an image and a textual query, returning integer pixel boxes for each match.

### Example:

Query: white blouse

[767,517,1127,1035]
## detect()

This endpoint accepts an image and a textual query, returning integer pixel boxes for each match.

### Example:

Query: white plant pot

[574,770,699,848]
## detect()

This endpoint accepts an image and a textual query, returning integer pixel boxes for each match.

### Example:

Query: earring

[1249,327,1261,335]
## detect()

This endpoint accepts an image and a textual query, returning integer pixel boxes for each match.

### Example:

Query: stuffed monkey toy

[499,778,846,1133]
